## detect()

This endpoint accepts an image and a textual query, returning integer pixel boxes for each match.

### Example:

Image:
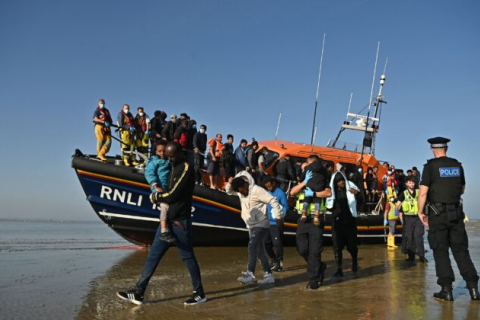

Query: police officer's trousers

[296,216,324,281]
[402,215,425,258]
[428,212,479,287]
[332,219,358,268]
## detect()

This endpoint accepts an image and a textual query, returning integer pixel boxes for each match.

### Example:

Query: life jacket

[208,138,223,158]
[95,107,112,124]
[387,203,398,220]
[401,189,419,215]
[135,114,148,132]
[175,132,188,147]
[121,110,135,127]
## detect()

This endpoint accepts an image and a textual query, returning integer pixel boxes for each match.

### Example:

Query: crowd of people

[104,96,478,305]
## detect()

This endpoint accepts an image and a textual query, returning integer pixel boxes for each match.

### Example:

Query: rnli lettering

[99,185,143,206]
[439,167,461,178]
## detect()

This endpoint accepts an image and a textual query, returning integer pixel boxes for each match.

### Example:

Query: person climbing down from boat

[117,142,206,306]
[144,140,175,243]
[384,195,400,248]
[300,155,328,225]
[226,171,283,285]
[290,170,332,290]
[134,106,150,165]
[325,170,360,277]
[263,177,288,272]
[206,134,223,190]
[117,104,138,167]
[92,98,112,163]
[396,176,427,263]
[274,154,295,192]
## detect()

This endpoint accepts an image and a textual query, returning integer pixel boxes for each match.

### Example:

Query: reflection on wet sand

[78,222,480,320]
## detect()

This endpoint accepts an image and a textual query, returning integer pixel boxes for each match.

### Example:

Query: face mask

[139,112,144,117]
[200,129,205,134]
[387,170,392,175]
[358,168,362,173]
[99,103,104,109]
[124,109,130,113]
[192,124,197,129]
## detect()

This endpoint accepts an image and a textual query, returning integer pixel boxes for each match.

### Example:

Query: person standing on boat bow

[117,104,138,167]
[117,142,207,306]
[92,98,112,163]
[417,137,479,301]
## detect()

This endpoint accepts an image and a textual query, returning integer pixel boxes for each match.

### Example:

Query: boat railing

[326,140,371,154]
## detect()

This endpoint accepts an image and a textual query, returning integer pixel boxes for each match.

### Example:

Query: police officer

[417,137,479,301]
[290,170,331,290]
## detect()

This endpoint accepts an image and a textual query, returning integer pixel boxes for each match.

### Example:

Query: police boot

[433,286,454,301]
[468,286,480,301]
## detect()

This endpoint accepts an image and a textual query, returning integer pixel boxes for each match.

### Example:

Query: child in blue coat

[145,140,174,242]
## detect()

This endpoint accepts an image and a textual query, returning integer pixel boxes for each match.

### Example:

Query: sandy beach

[1,220,479,320]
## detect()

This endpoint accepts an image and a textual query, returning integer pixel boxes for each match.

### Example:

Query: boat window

[264,151,279,169]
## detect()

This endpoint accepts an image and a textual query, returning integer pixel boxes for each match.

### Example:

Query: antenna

[275,112,282,140]
[346,92,353,118]
[360,42,380,162]
[310,33,326,145]
[311,125,318,151]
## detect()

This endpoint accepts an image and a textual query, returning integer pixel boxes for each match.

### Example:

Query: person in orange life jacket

[206,134,223,190]
[92,98,112,163]
[134,107,150,164]
[193,124,207,184]
[173,120,189,148]
[117,104,138,167]
[221,134,236,181]
[162,114,177,141]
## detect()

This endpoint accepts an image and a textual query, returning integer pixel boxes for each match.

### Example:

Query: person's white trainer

[257,272,275,285]
[237,271,255,285]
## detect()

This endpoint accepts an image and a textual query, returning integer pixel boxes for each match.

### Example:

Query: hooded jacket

[145,155,171,192]
[226,171,283,229]
[326,171,359,217]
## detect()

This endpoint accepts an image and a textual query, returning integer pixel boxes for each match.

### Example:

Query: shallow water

[1,220,479,319]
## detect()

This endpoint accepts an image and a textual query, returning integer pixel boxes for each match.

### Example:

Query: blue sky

[1,0,479,220]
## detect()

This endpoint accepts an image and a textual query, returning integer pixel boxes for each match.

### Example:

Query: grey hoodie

[226,171,283,229]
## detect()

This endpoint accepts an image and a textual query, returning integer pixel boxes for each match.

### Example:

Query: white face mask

[139,112,144,117]
[124,109,129,113]
[99,103,104,109]
[200,128,205,134]
[388,170,392,175]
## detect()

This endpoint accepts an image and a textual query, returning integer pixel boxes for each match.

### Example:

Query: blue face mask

[99,104,104,109]
[193,124,197,129]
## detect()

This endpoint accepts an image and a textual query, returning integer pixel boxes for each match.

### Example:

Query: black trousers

[428,212,479,287]
[296,216,324,281]
[332,219,358,268]
[264,224,284,262]
[194,153,205,184]
[401,215,425,258]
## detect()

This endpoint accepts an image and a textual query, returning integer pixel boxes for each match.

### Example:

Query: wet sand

[1,221,479,319]
[77,222,480,320]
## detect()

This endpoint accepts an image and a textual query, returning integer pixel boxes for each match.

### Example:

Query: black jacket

[162,121,176,141]
[156,160,195,221]
[305,161,328,192]
[193,132,207,153]
[150,117,165,140]
[275,158,294,180]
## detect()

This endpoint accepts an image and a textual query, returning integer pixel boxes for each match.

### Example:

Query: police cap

[427,137,450,148]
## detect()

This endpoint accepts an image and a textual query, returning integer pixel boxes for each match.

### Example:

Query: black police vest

[423,157,464,204]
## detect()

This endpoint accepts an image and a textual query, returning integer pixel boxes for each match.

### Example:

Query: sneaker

[159,230,176,243]
[257,272,275,285]
[237,271,255,285]
[306,280,320,290]
[275,260,284,272]
[184,290,207,305]
[116,290,144,305]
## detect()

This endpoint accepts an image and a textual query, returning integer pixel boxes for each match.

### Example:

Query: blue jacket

[267,187,288,225]
[145,156,171,192]
[234,145,248,167]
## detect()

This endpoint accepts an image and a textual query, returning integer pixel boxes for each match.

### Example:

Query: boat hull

[72,152,401,246]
